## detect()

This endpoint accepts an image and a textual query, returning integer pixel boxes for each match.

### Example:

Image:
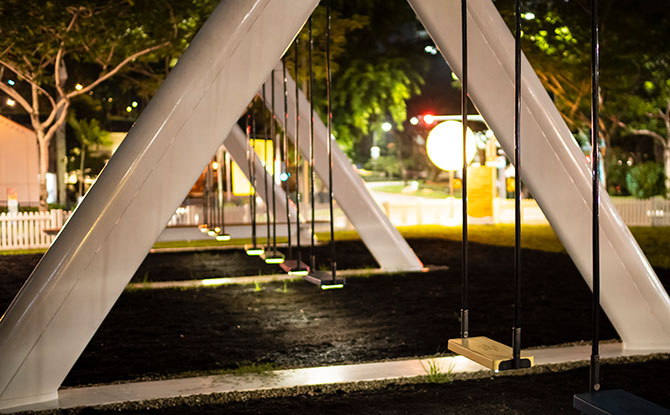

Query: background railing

[2,198,668,251]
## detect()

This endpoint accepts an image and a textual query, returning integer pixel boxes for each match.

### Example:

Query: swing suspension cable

[512,0,523,369]
[245,108,255,247]
[590,0,601,393]
[251,101,258,248]
[460,0,469,339]
[271,70,278,255]
[326,0,337,280]
[263,85,271,250]
[282,57,292,259]
[294,35,304,269]
[308,16,316,270]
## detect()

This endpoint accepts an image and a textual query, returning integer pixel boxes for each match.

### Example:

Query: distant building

[0,115,39,207]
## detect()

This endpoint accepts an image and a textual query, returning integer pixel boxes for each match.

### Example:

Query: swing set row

[199,3,344,291]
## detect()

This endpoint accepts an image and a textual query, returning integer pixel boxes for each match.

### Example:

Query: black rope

[294,36,303,268]
[263,85,271,250]
[460,0,469,339]
[220,151,227,236]
[271,70,278,255]
[251,103,258,248]
[309,17,316,270]
[245,108,255,247]
[326,0,337,281]
[590,0,601,394]
[282,57,292,259]
[202,160,208,228]
[512,0,522,369]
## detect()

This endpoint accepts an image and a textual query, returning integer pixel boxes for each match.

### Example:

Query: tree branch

[66,41,169,99]
[0,58,57,110]
[0,81,33,114]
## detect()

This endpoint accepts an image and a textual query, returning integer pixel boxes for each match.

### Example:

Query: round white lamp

[426,120,477,171]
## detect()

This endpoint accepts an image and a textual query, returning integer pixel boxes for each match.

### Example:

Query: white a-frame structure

[1,0,669,410]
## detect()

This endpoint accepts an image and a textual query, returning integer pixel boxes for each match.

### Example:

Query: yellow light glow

[126,106,132,112]
[212,161,219,170]
[6,98,15,107]
[75,84,83,91]
[426,121,477,171]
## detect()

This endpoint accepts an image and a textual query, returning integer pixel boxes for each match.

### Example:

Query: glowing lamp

[426,121,477,171]
[423,114,435,125]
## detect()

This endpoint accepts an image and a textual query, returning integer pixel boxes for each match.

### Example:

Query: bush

[625,162,666,199]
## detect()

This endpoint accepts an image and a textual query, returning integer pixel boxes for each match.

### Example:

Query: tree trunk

[37,135,50,211]
[664,144,670,197]
[79,145,86,199]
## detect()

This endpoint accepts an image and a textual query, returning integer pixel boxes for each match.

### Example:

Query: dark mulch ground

[2,239,669,414]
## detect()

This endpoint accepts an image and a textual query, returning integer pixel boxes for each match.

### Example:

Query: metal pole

[460,0,469,339]
[512,0,522,368]
[590,0,601,394]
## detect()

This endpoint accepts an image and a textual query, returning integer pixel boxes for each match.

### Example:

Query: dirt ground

[2,238,669,413]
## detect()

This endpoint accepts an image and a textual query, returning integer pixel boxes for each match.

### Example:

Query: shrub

[625,162,665,199]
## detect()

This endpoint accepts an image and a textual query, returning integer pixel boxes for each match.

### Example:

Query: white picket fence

[0,210,69,251]
[1,198,669,251]
[381,197,670,227]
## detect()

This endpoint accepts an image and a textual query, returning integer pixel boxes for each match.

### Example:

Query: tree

[330,0,429,163]
[67,116,111,199]
[619,71,670,197]
[0,0,215,210]
[497,0,670,188]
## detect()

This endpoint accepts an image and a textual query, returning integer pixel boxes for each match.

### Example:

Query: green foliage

[605,153,630,196]
[364,155,403,179]
[626,162,666,199]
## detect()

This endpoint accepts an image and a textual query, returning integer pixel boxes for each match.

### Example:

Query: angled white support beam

[408,0,670,350]
[261,70,424,272]
[0,0,319,410]
[223,124,310,241]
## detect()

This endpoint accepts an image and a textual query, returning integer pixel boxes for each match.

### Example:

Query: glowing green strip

[207,230,216,236]
[216,235,232,241]
[265,257,285,264]
[288,269,309,276]
[321,284,344,290]
[246,248,264,256]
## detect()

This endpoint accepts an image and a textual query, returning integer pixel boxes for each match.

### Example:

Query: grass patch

[0,248,46,256]
[174,361,277,380]
[152,237,288,250]
[420,359,455,383]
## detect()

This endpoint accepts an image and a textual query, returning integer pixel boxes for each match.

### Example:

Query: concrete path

[3,342,664,413]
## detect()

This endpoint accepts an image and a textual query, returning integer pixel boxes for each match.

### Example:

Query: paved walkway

[3,342,665,413]
[126,266,449,290]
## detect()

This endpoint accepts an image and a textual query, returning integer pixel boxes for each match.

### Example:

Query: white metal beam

[0,0,319,409]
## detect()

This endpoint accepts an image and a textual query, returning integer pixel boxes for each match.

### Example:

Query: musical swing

[261,69,287,265]
[244,102,264,256]
[279,37,310,276]
[302,6,344,290]
[572,1,670,413]
[447,0,533,371]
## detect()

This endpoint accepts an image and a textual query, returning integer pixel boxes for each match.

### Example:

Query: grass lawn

[323,224,670,269]
[373,182,461,199]
[3,224,669,269]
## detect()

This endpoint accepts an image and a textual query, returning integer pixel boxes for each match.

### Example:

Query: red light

[423,114,435,125]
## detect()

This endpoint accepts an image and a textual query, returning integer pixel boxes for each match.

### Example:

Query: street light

[425,120,477,197]
[381,122,392,132]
